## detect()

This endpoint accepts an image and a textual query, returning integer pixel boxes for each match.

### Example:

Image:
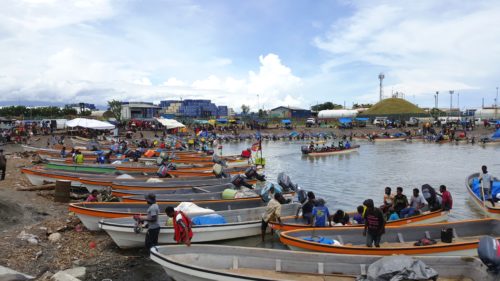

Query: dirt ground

[0,125,496,280]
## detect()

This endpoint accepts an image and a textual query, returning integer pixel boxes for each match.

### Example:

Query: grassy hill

[361,98,427,116]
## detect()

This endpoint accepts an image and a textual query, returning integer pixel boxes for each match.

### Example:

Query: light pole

[457,92,460,119]
[496,87,498,119]
[436,91,439,109]
[449,90,454,121]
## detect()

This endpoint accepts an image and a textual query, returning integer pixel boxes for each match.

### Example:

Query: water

[220,139,500,221]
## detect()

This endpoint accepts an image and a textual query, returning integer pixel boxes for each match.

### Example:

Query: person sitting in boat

[338,140,344,149]
[400,188,428,218]
[439,185,453,211]
[345,141,351,149]
[332,210,350,226]
[380,187,394,214]
[85,190,99,202]
[392,187,409,216]
[295,191,316,224]
[261,192,283,241]
[311,198,331,227]
[60,146,66,158]
[74,150,84,164]
[353,205,365,224]
[363,199,385,248]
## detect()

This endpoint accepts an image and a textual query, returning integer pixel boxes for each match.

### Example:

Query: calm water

[220,139,500,221]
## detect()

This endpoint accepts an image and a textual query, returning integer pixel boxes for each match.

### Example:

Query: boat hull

[465,173,500,219]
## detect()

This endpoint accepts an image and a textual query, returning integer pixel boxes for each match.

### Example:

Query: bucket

[54,180,71,203]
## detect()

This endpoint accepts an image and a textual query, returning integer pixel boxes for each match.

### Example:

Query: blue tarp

[339,118,352,124]
[281,119,291,124]
[355,118,369,121]
[289,131,299,137]
[216,118,228,123]
[192,214,227,225]
[492,129,500,140]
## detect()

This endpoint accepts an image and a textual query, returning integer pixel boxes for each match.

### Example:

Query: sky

[0,0,499,111]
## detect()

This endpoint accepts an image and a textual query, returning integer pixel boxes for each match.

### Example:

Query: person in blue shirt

[311,198,331,227]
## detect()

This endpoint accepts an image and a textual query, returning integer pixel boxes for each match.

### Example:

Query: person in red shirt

[165,206,193,246]
[85,190,99,202]
[439,185,453,211]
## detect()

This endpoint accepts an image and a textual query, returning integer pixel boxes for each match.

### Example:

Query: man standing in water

[0,149,6,181]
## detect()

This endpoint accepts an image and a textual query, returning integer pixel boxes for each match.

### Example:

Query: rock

[38,271,53,281]
[35,251,43,260]
[48,233,61,243]
[59,268,85,279]
[0,266,34,281]
[50,272,80,281]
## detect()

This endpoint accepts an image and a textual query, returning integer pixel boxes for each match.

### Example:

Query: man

[261,193,283,241]
[137,193,160,252]
[380,187,394,214]
[363,199,385,248]
[295,191,316,224]
[479,165,494,204]
[165,206,193,246]
[0,149,6,181]
[311,198,331,227]
[392,187,409,216]
[401,188,428,218]
[440,185,453,211]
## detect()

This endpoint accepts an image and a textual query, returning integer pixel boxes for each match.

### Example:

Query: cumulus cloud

[314,0,500,102]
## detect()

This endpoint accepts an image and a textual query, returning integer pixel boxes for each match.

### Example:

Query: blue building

[160,99,229,118]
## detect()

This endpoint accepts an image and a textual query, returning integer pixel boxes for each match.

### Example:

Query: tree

[258,109,267,118]
[241,104,250,115]
[310,102,343,111]
[430,108,445,118]
[108,100,122,121]
[353,103,373,109]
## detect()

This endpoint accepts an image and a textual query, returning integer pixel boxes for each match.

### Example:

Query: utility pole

[436,91,439,109]
[449,90,454,121]
[496,87,498,119]
[457,92,460,119]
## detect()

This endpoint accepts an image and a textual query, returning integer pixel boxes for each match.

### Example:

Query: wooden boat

[121,190,295,204]
[280,218,500,256]
[150,245,497,281]
[99,204,300,248]
[372,137,406,142]
[22,167,89,186]
[465,173,500,219]
[110,178,258,192]
[301,145,360,156]
[270,209,449,232]
[69,200,271,231]
[111,183,234,197]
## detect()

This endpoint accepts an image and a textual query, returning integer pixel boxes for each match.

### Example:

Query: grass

[361,98,426,115]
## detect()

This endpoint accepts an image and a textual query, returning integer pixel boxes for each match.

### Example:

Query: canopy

[281,119,291,124]
[338,117,352,124]
[66,118,115,130]
[155,118,185,129]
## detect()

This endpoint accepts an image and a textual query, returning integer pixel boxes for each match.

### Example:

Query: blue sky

[0,0,499,111]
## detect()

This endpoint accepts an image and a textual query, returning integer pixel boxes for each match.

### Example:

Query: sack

[441,228,453,243]
[157,165,169,178]
[414,238,437,246]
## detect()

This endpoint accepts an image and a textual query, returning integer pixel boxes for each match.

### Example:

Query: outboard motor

[212,164,228,178]
[244,166,266,181]
[300,145,310,154]
[212,154,227,167]
[277,172,298,192]
[478,236,500,273]
[421,184,441,211]
[297,189,307,204]
[231,174,253,189]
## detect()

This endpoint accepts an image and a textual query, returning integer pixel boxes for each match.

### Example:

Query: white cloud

[314,0,500,101]
[161,78,187,87]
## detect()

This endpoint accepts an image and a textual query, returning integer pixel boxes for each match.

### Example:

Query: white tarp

[66,118,115,130]
[155,118,185,129]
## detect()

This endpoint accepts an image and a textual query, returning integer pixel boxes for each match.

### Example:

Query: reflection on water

[222,140,500,221]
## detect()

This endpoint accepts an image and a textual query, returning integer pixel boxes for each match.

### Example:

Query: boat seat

[232,256,238,269]
[425,231,431,239]
[397,233,405,243]
[360,264,367,276]
[336,235,344,244]
[237,215,242,222]
[317,262,324,274]
[453,228,459,238]
[275,259,282,272]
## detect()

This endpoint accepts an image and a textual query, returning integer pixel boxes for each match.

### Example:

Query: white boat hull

[76,214,103,231]
[24,172,82,187]
[306,148,358,156]
[100,222,261,249]
[152,257,234,281]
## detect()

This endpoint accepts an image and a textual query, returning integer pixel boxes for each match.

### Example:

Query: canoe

[111,183,234,197]
[121,190,295,204]
[22,167,88,186]
[373,137,406,142]
[280,218,500,256]
[270,209,449,232]
[150,244,497,281]
[99,203,301,248]
[110,177,258,191]
[302,145,360,156]
[465,173,500,219]
[69,200,271,231]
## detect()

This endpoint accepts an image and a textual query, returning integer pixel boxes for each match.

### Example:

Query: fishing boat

[301,145,360,156]
[111,183,234,197]
[465,173,500,219]
[22,167,89,186]
[280,218,500,256]
[69,200,271,231]
[270,209,449,232]
[372,136,406,142]
[99,204,300,248]
[150,245,497,281]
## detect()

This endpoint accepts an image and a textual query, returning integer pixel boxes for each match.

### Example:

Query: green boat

[45,162,117,174]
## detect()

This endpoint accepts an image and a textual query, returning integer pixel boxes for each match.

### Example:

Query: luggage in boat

[478,236,500,273]
[213,164,223,176]
[157,165,169,178]
[144,149,155,158]
[441,228,453,243]
[192,214,226,225]
[222,189,237,199]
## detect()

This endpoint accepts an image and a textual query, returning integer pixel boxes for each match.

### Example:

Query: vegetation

[430,108,446,118]
[310,102,343,111]
[0,105,77,118]
[241,104,250,115]
[360,98,427,116]
[107,100,122,121]
[353,103,373,109]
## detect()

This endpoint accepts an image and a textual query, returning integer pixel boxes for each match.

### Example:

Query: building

[160,99,229,118]
[121,102,161,120]
[269,106,311,118]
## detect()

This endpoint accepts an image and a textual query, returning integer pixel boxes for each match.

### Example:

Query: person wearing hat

[137,193,160,252]
[0,149,6,181]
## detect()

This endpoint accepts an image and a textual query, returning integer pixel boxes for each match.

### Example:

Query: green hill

[361,98,427,116]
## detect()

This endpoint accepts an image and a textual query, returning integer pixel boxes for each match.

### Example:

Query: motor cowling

[231,175,253,189]
[277,172,298,192]
[478,236,500,273]
[244,166,266,182]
